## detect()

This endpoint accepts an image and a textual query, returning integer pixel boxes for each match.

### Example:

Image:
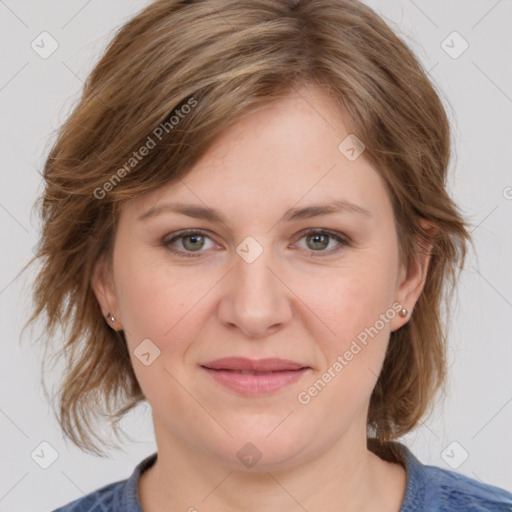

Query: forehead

[123,85,392,225]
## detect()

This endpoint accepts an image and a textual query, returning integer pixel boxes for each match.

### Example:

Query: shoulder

[51,452,158,512]
[51,480,124,512]
[369,440,512,512]
[398,442,512,512]
[419,462,512,512]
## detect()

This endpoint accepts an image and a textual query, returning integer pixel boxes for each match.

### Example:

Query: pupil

[184,235,203,250]
[309,234,328,250]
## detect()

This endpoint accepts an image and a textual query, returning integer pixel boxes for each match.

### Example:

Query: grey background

[1,1,511,510]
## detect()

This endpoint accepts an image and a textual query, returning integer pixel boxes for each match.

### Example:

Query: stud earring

[105,312,115,323]
[398,307,408,318]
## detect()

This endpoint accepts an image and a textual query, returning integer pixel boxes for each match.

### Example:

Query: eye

[162,230,217,258]
[162,228,350,258]
[293,228,349,256]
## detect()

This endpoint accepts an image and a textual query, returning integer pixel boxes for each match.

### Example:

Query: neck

[138,422,407,512]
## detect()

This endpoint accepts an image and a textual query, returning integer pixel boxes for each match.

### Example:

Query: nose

[217,244,293,339]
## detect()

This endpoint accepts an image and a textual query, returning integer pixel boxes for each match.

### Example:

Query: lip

[200,357,311,395]
[201,357,308,372]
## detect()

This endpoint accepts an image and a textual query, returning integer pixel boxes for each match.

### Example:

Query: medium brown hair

[23,0,472,456]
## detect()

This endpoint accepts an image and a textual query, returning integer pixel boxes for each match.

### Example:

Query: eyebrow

[137,199,372,224]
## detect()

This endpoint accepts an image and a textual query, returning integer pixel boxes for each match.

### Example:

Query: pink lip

[201,357,308,372]
[200,357,311,395]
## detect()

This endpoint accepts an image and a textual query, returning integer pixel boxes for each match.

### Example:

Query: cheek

[297,244,399,400]
[113,247,194,348]
[113,251,203,407]
[293,263,398,431]
[304,257,398,348]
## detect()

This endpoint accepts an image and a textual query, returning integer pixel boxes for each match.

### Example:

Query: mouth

[205,369,299,375]
[201,356,310,372]
[200,357,311,395]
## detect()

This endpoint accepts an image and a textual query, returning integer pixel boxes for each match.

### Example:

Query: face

[93,84,428,471]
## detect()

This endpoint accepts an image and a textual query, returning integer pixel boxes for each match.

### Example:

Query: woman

[24,0,512,510]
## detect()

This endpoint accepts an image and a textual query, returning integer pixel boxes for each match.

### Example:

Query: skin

[93,83,434,511]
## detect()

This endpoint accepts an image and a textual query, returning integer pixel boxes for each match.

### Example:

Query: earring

[105,312,115,323]
[398,307,408,318]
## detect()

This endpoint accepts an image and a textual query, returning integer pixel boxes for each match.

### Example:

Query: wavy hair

[22,0,472,456]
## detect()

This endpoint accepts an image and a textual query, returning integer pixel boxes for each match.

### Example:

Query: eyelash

[162,228,350,258]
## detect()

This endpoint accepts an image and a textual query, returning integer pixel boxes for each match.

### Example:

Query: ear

[91,253,122,330]
[390,218,437,332]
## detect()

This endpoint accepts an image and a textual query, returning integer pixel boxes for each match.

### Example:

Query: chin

[205,424,311,472]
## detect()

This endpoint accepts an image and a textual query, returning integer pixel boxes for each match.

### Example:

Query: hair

[22,0,472,456]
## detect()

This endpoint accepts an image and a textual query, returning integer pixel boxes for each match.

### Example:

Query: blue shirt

[52,441,512,511]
